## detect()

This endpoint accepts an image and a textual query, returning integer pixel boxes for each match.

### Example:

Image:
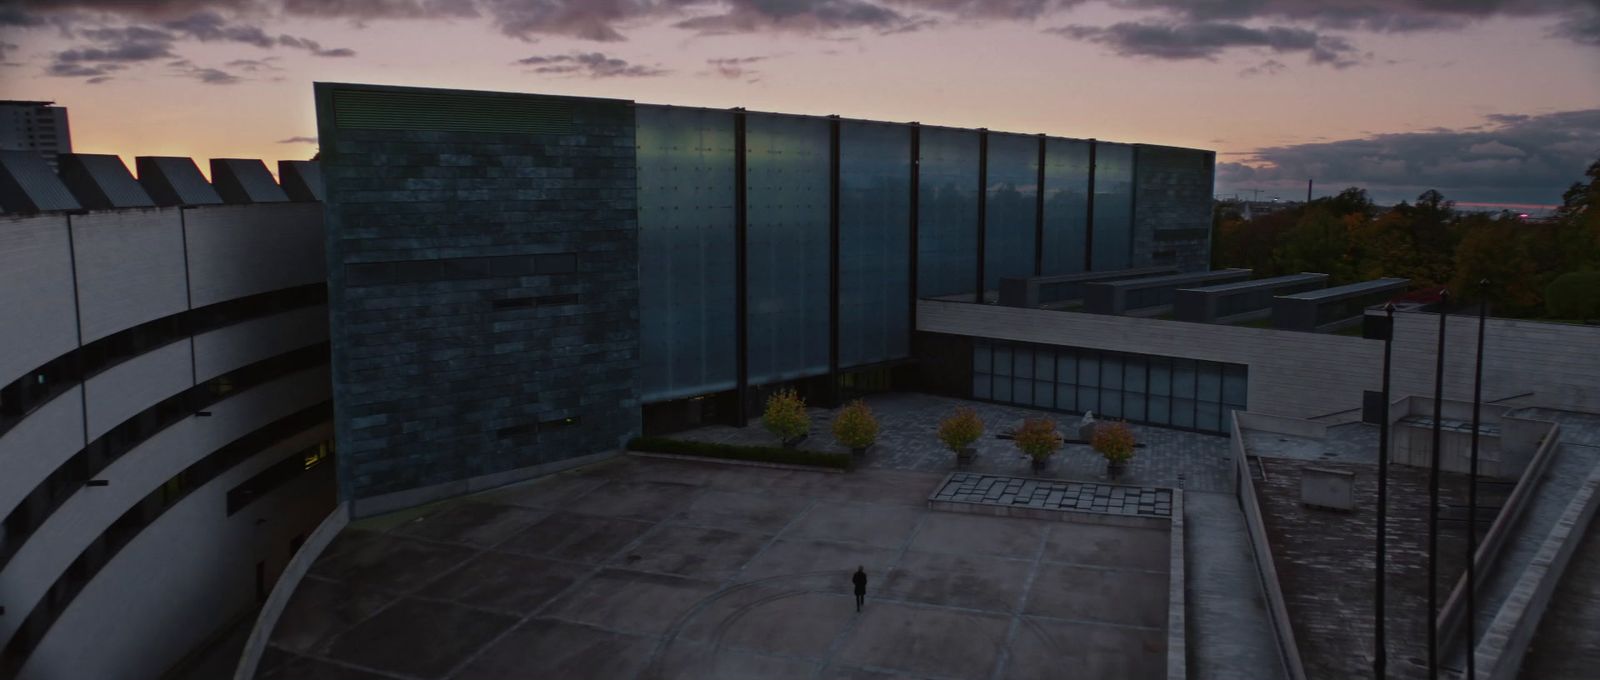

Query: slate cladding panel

[1132,145,1216,273]
[316,83,641,503]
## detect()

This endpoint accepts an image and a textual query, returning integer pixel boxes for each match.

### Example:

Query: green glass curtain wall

[838,120,912,368]
[744,113,831,385]
[916,127,980,299]
[983,133,1038,289]
[1091,142,1134,270]
[1042,138,1090,275]
[635,105,738,402]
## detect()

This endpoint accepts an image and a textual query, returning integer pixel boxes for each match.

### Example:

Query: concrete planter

[956,447,976,467]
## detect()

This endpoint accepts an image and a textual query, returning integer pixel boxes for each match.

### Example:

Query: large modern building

[315,83,1217,516]
[3,83,1598,680]
[0,102,72,170]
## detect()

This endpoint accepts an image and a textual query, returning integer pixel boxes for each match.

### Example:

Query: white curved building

[0,153,335,680]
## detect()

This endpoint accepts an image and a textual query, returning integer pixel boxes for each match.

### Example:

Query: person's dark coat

[852,570,867,594]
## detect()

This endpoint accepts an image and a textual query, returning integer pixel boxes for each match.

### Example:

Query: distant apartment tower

[0,101,72,169]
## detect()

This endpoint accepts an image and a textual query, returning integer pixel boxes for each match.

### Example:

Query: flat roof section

[1277,277,1409,302]
[1177,272,1328,295]
[1090,268,1252,290]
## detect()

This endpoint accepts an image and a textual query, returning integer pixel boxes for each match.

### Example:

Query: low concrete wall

[1236,412,1328,440]
[1230,411,1306,680]
[1475,458,1600,680]
[348,447,622,518]
[232,501,348,680]
[1391,396,1514,477]
[1166,489,1187,680]
[1499,413,1556,476]
[1436,420,1563,663]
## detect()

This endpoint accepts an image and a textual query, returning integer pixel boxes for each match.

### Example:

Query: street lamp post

[1466,281,1488,679]
[1375,302,1396,679]
[1428,289,1450,680]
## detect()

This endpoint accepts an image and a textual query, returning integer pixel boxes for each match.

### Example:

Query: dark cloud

[1239,57,1287,76]
[675,0,906,35]
[1216,109,1600,205]
[1552,6,1600,45]
[5,0,1596,46]
[515,51,669,77]
[46,60,121,77]
[886,1,1084,20]
[226,56,281,71]
[706,55,767,78]
[1050,21,1359,65]
[159,11,357,55]
[1113,0,1593,36]
[54,39,175,63]
[277,135,318,143]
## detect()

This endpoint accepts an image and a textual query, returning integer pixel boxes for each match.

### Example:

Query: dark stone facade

[316,84,640,506]
[1133,145,1216,273]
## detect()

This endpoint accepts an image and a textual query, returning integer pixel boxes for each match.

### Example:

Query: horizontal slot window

[0,283,326,440]
[0,343,330,569]
[0,402,332,674]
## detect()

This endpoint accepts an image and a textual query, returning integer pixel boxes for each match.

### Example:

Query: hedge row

[627,436,852,471]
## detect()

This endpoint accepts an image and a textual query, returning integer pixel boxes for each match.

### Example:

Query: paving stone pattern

[1254,457,1471,680]
[932,472,1173,519]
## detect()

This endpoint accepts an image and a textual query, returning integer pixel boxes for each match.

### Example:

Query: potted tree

[1092,420,1137,479]
[832,399,879,457]
[763,388,811,449]
[937,407,984,467]
[1014,418,1062,473]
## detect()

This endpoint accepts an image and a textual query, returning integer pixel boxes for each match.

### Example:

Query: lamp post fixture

[1466,280,1489,679]
[1428,289,1450,680]
[1375,302,1396,679]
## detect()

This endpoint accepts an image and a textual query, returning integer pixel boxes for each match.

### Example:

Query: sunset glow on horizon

[2,0,1597,206]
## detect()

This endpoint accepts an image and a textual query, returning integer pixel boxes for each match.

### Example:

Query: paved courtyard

[677,392,1235,493]
[257,455,1174,680]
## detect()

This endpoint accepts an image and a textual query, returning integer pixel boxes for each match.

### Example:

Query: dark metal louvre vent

[332,89,576,134]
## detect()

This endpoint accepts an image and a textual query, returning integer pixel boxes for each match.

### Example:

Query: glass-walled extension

[632,102,1214,431]
[971,338,1247,434]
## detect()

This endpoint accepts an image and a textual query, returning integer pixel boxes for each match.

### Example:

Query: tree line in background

[1211,158,1600,320]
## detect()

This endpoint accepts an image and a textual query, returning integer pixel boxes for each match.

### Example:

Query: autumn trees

[1211,157,1600,320]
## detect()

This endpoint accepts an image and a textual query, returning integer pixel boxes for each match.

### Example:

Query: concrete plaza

[257,455,1174,680]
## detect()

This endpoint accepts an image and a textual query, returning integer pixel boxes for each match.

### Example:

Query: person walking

[852,566,868,613]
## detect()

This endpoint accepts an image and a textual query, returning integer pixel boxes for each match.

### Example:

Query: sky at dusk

[2,0,1598,207]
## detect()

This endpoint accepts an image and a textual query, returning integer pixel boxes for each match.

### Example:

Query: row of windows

[0,343,331,569]
[0,283,327,438]
[972,340,1247,434]
[0,402,332,672]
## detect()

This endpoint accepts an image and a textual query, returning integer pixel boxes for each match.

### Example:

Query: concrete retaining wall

[1230,411,1306,680]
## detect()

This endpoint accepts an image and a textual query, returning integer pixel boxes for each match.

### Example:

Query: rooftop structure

[0,101,71,171]
[1174,272,1328,324]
